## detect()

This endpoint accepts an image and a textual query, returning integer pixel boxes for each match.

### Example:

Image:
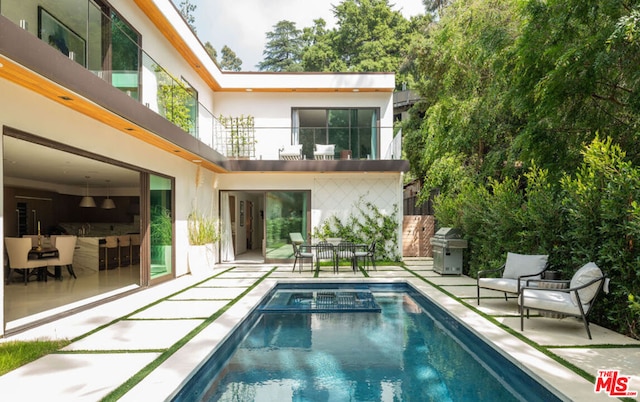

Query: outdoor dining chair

[335,241,356,273]
[354,241,376,271]
[291,242,313,273]
[315,241,336,273]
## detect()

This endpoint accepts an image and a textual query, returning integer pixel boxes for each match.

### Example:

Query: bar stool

[102,236,119,269]
[118,235,130,267]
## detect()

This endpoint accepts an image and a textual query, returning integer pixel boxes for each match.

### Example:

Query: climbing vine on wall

[314,196,400,261]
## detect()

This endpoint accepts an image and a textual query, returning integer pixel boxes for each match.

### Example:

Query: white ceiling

[3,136,140,194]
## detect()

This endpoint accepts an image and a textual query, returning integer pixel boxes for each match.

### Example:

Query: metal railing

[2,1,402,161]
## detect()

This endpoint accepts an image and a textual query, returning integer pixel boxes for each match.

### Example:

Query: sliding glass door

[150,174,173,279]
[265,191,309,261]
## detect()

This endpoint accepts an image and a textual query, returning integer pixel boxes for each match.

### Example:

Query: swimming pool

[171,283,562,401]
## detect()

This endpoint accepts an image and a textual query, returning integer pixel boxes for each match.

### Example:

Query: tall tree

[298,0,415,84]
[511,0,640,171]
[300,19,340,72]
[204,41,217,62]
[422,0,450,16]
[330,0,412,72]
[405,0,523,182]
[258,20,304,71]
[177,0,197,33]
[220,45,242,71]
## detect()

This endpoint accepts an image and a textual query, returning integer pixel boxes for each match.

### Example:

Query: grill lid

[433,227,462,239]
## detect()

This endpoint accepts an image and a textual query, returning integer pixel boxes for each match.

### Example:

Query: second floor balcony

[0,1,402,165]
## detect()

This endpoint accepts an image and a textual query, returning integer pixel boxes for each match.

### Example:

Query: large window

[293,108,378,160]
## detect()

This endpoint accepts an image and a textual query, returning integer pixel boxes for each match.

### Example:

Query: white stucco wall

[217,172,404,258]
[0,0,402,333]
[0,79,205,279]
[212,91,395,160]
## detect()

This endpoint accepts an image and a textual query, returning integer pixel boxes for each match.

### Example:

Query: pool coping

[120,275,607,402]
[2,262,634,401]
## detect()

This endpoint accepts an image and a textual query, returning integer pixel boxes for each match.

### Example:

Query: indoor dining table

[28,246,59,281]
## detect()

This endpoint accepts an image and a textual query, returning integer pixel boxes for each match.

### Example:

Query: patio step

[402,257,433,267]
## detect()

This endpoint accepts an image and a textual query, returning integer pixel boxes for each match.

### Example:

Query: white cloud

[192,0,425,71]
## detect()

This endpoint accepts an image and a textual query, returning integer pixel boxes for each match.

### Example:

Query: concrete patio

[0,257,638,401]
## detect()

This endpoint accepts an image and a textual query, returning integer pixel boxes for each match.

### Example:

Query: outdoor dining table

[299,242,370,274]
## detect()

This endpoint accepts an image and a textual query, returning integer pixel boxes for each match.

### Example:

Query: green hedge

[433,136,640,338]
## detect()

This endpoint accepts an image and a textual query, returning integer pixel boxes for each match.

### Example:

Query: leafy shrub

[560,136,640,336]
[432,136,640,338]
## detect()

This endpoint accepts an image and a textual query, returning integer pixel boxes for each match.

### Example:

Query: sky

[189,0,426,71]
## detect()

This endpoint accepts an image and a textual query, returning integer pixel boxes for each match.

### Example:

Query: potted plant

[187,210,220,275]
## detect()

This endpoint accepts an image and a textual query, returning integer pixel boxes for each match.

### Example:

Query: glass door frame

[264,190,311,264]
[147,173,175,286]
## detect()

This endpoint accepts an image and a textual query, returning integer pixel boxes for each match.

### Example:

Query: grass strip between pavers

[401,266,603,387]
[67,266,238,344]
[101,266,278,401]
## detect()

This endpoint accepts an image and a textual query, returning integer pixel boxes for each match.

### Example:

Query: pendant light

[79,176,96,207]
[101,180,116,209]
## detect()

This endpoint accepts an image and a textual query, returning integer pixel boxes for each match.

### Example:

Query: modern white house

[0,0,408,335]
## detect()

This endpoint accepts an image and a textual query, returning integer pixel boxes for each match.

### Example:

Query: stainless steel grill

[430,228,468,275]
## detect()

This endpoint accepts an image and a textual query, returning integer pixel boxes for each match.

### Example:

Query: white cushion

[478,278,519,293]
[315,144,335,154]
[519,288,585,315]
[478,278,537,293]
[503,252,548,279]
[569,262,602,305]
[281,144,302,155]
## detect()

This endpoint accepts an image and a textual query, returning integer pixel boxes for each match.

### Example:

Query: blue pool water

[172,283,561,401]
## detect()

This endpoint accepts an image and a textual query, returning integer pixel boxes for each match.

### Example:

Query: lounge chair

[314,144,335,160]
[477,252,548,305]
[519,262,608,339]
[279,144,303,160]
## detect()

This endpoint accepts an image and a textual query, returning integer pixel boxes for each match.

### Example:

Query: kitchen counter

[74,237,103,272]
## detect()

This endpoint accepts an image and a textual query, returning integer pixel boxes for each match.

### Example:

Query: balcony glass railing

[1,0,222,151]
[1,1,400,162]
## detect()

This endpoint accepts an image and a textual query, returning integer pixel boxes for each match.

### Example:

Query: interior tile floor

[4,264,140,326]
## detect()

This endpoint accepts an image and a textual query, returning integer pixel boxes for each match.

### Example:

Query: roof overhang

[133,0,395,93]
[0,15,228,174]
